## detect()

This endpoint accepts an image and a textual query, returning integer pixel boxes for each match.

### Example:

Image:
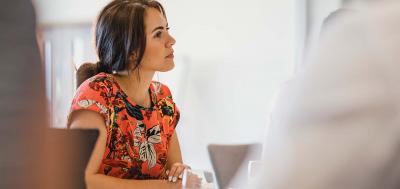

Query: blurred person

[320,8,356,38]
[68,0,201,188]
[0,0,47,188]
[251,1,400,189]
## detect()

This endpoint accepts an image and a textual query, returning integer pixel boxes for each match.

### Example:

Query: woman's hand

[166,162,190,182]
[164,163,202,188]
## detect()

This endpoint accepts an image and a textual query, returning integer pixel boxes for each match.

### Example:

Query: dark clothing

[0,0,47,188]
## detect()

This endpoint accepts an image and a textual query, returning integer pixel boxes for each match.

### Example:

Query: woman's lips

[166,53,174,59]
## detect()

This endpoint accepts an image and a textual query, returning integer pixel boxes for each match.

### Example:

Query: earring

[112,69,129,76]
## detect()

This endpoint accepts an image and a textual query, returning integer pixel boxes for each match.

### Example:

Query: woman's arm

[165,132,202,188]
[69,110,182,189]
[167,132,184,167]
[165,131,186,181]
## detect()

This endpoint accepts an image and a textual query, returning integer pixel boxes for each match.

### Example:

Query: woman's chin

[158,62,175,72]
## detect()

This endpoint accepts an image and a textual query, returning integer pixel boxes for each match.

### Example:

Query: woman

[68,0,201,188]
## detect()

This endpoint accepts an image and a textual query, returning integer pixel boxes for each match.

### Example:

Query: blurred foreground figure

[252,1,400,189]
[0,0,47,188]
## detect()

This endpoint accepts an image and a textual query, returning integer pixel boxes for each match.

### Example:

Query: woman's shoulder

[74,72,116,102]
[150,81,173,99]
[69,72,112,128]
[77,73,114,93]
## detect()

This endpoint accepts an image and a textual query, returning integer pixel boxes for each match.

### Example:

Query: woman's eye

[154,31,162,38]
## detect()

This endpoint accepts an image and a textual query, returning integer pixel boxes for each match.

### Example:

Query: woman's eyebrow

[151,23,169,33]
[152,26,164,33]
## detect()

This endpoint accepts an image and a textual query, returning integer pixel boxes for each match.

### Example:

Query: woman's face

[138,7,176,72]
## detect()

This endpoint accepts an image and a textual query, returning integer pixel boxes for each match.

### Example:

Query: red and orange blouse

[68,72,180,179]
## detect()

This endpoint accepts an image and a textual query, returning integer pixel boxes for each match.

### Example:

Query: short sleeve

[170,104,180,131]
[67,77,112,127]
[154,82,180,137]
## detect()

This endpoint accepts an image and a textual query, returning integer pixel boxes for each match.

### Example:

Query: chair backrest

[208,143,262,189]
[44,128,98,189]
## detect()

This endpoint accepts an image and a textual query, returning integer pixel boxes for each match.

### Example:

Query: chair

[208,143,262,189]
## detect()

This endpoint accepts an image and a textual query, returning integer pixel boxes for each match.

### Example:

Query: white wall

[159,0,295,171]
[33,0,110,25]
[34,0,296,171]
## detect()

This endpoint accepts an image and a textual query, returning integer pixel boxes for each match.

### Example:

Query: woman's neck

[114,70,155,107]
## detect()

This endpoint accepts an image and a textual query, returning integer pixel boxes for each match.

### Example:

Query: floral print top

[68,72,180,179]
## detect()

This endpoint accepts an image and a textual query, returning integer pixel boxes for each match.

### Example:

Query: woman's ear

[129,52,138,62]
[127,52,141,71]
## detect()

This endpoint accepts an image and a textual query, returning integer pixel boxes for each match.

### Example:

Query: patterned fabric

[68,72,180,179]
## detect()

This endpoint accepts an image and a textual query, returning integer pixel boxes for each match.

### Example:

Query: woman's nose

[166,33,176,47]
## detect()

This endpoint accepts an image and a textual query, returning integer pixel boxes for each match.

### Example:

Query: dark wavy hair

[76,0,166,88]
